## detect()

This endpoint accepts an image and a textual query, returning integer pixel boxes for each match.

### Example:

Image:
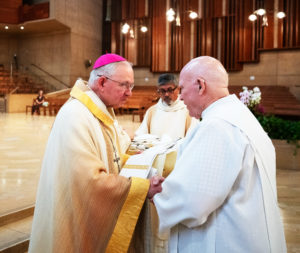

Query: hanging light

[121,23,130,34]
[167,15,175,22]
[20,26,24,30]
[166,8,175,22]
[166,8,175,16]
[189,11,198,19]
[140,26,148,32]
[4,25,9,30]
[256,8,266,16]
[276,12,286,19]
[248,14,257,21]
[249,8,286,25]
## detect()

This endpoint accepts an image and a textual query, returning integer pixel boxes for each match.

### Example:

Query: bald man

[153,56,286,252]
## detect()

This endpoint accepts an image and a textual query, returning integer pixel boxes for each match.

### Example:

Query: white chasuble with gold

[29,79,150,253]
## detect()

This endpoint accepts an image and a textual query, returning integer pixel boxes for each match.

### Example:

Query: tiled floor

[0,113,56,215]
[277,169,300,252]
[0,113,299,252]
[0,113,140,215]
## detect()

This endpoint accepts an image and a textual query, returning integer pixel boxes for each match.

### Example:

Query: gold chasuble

[29,80,150,253]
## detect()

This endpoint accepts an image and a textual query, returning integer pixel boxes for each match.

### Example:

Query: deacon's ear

[197,78,205,94]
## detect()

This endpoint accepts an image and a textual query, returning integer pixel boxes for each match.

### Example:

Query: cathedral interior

[0,0,299,252]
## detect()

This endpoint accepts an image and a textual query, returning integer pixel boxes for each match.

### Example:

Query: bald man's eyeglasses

[157,87,177,95]
[97,75,134,91]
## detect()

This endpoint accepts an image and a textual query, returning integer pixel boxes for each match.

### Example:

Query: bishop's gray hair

[88,61,132,89]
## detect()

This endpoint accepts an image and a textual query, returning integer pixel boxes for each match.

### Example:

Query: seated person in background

[135,73,198,141]
[32,89,45,115]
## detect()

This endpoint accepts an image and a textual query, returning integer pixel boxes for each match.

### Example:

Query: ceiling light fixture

[166,8,175,17]
[140,26,148,33]
[255,8,266,16]
[249,9,285,26]
[276,12,286,19]
[248,14,257,21]
[121,23,130,34]
[189,11,198,19]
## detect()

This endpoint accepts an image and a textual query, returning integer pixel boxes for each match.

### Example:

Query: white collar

[157,97,186,112]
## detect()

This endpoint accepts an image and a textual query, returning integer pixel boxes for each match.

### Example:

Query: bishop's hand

[147,175,164,202]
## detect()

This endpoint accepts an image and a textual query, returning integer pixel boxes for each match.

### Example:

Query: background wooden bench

[229,86,300,119]
[47,98,68,115]
[116,86,159,122]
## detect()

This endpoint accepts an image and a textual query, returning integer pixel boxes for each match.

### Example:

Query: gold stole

[70,83,122,173]
[70,82,150,253]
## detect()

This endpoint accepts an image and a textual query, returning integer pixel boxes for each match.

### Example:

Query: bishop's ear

[97,76,106,90]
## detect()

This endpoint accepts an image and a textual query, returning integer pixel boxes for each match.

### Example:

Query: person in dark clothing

[32,90,45,115]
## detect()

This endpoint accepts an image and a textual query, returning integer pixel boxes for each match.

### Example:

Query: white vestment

[154,95,286,253]
[135,98,198,141]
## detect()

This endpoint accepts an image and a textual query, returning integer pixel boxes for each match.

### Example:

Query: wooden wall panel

[295,0,299,45]
[20,2,49,22]
[122,0,148,19]
[137,19,151,66]
[110,22,121,55]
[0,1,49,24]
[105,0,300,73]
[0,0,22,24]
[189,0,198,12]
[214,0,224,17]
[277,0,284,48]
[283,0,300,47]
[0,0,22,9]
[0,7,19,24]
[238,0,258,62]
[171,0,199,71]
[151,0,169,71]
[262,0,275,49]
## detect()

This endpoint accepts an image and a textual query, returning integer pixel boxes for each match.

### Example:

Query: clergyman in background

[135,73,198,141]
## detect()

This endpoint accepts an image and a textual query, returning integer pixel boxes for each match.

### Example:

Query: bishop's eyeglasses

[97,75,134,91]
[157,87,177,95]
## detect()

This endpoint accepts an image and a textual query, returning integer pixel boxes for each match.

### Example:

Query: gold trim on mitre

[70,83,114,126]
[106,177,150,253]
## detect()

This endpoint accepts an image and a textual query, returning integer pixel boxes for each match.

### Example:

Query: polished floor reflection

[0,113,299,252]
[0,113,55,214]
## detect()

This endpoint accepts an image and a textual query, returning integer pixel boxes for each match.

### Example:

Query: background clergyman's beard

[163,97,172,105]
